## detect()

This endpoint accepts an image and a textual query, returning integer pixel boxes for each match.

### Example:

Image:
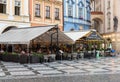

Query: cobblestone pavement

[0,57,120,78]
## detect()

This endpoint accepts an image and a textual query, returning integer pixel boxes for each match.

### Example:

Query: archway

[91,18,103,33]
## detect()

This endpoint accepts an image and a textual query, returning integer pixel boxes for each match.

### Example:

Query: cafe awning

[64,29,104,42]
[0,25,74,44]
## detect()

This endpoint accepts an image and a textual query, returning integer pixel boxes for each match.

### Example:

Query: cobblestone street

[0,57,119,77]
[1,57,120,81]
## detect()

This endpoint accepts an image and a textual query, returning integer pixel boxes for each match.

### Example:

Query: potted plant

[19,54,28,64]
[30,52,40,63]
[2,52,9,62]
[10,52,19,62]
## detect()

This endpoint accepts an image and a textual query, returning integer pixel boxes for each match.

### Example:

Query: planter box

[10,55,19,62]
[39,57,44,63]
[2,55,10,62]
[30,55,40,63]
[19,55,28,64]
[2,54,19,62]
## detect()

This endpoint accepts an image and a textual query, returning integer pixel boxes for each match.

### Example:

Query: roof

[0,25,74,44]
[64,30,90,41]
[64,29,104,42]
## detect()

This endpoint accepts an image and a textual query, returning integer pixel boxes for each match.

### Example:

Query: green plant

[11,52,18,55]
[32,52,44,58]
[2,52,8,55]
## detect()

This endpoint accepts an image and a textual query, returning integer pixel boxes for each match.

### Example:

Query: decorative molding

[67,0,75,5]
[78,1,84,7]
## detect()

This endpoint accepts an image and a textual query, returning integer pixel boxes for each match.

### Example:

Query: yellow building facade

[30,0,63,31]
[0,0,30,34]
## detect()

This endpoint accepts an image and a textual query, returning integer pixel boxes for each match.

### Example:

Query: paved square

[1,57,120,77]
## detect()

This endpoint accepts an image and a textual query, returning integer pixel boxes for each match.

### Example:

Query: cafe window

[0,0,7,13]
[15,0,21,15]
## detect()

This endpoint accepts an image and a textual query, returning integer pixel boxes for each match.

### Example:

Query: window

[55,8,59,20]
[107,1,110,9]
[107,12,111,30]
[35,4,40,17]
[15,0,21,15]
[46,6,50,19]
[68,5,73,17]
[0,0,6,13]
[78,8,83,19]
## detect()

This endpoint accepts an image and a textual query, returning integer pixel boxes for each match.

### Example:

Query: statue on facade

[113,16,118,31]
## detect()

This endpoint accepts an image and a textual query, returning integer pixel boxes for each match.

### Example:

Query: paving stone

[0,69,3,71]
[85,68,109,73]
[0,72,5,77]
[48,64,66,67]
[75,65,96,69]
[38,70,63,75]
[62,69,87,74]
[4,65,24,68]
[7,68,29,71]
[10,71,35,76]
[32,67,53,71]
[27,64,46,67]
[55,66,75,70]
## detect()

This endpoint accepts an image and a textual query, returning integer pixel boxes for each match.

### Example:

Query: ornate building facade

[91,0,120,52]
[0,0,30,34]
[64,0,91,32]
[29,0,63,30]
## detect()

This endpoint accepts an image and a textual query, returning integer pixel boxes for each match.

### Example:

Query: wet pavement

[0,57,120,82]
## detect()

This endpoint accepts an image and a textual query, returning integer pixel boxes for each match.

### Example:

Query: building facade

[64,0,91,32]
[91,0,120,52]
[29,0,63,30]
[0,0,30,34]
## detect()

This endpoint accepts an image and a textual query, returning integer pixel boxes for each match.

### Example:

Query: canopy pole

[27,43,30,63]
[12,44,14,53]
[72,44,73,53]
[56,25,59,55]
[6,44,8,52]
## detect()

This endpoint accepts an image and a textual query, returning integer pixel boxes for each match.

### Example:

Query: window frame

[35,4,41,17]
[55,8,60,20]
[0,0,7,14]
[68,5,73,18]
[45,6,50,19]
[14,0,21,16]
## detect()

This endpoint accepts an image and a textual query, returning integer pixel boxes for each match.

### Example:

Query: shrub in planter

[1,52,19,62]
[10,52,19,62]
[30,53,40,63]
[19,55,28,64]
[34,53,44,63]
[2,52,9,62]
